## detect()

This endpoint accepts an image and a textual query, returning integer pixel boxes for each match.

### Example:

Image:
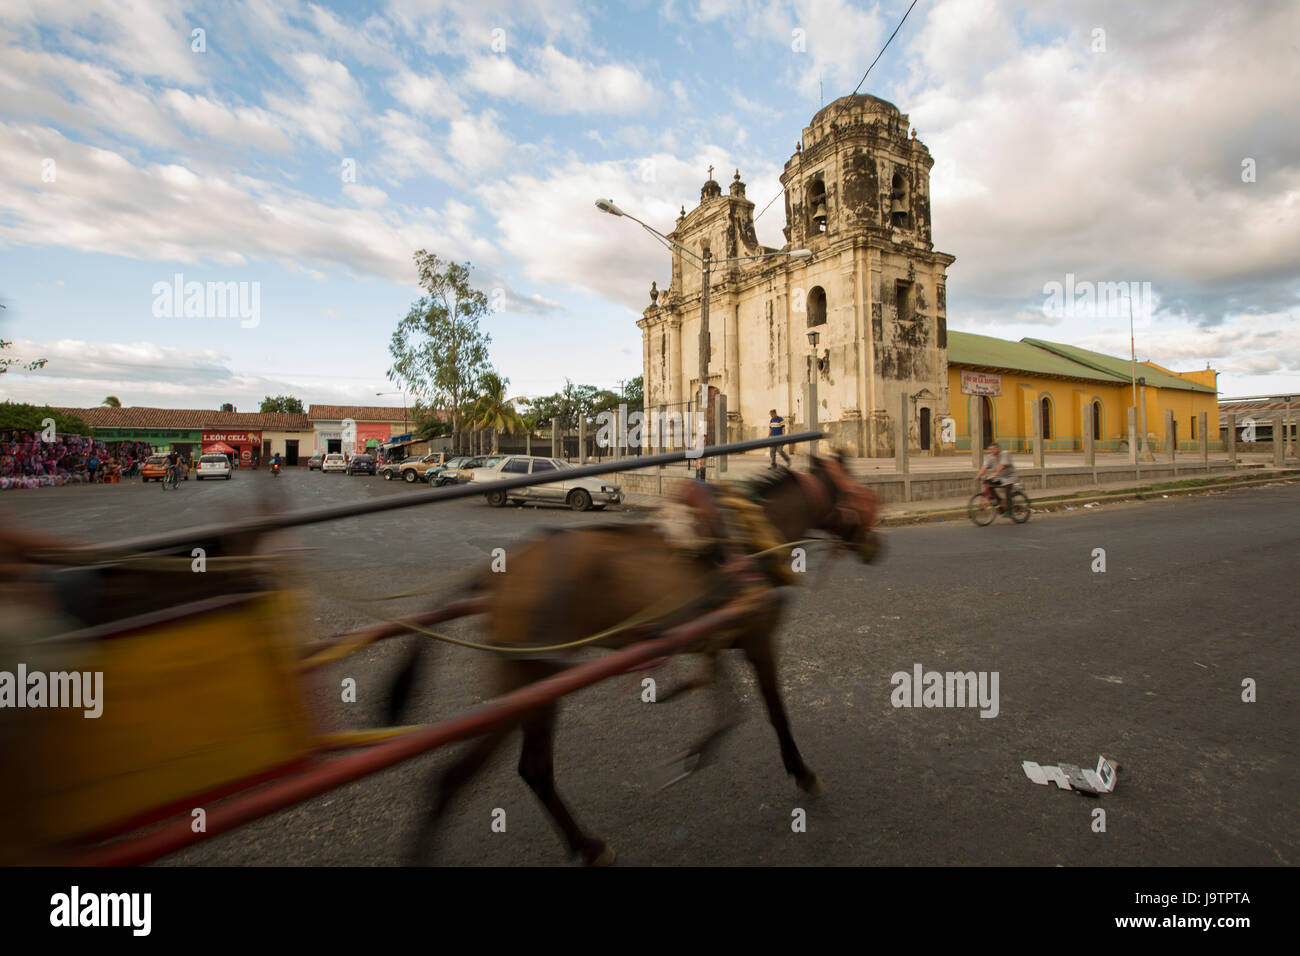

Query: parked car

[397,452,450,484]
[321,453,348,474]
[195,453,233,480]
[469,455,621,511]
[380,455,423,481]
[347,453,376,475]
[423,455,475,486]
[309,452,325,471]
[437,454,503,486]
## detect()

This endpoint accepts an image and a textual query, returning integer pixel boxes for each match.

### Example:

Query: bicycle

[162,464,181,491]
[968,478,1031,526]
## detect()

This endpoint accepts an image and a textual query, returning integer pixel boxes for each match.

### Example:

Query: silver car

[469,456,621,511]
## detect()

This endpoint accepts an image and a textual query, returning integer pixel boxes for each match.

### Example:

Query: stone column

[1275,413,1285,467]
[969,394,982,469]
[1226,412,1236,468]
[551,418,560,459]
[578,415,587,464]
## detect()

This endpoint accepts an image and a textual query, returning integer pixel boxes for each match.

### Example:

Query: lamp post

[595,198,811,480]
[806,329,820,469]
[375,389,408,434]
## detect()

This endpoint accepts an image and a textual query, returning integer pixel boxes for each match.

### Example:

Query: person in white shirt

[975,442,1018,512]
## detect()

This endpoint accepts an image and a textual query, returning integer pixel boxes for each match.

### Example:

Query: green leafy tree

[471,372,526,453]
[624,375,644,412]
[411,400,452,440]
[519,379,600,433]
[0,401,88,434]
[259,395,305,414]
[387,251,492,454]
[0,339,46,375]
[102,395,121,408]
[220,403,235,413]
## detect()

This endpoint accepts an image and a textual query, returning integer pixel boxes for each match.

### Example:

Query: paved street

[7,469,1297,866]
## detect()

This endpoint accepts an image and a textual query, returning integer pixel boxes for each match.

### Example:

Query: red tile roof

[54,407,311,430]
[307,405,410,423]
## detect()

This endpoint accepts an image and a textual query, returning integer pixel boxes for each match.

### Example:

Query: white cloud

[464,46,657,114]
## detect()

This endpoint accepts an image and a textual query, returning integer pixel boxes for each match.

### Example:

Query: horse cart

[0,433,879,866]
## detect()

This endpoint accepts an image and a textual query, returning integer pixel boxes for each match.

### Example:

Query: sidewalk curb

[878,472,1300,527]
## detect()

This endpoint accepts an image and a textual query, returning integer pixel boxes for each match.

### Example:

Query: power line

[753,0,923,225]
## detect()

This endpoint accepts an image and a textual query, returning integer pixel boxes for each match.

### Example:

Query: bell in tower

[808,177,828,233]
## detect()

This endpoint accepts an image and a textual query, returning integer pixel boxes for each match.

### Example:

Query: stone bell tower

[638,93,956,459]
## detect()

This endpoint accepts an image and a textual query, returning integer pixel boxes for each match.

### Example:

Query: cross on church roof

[707,165,714,180]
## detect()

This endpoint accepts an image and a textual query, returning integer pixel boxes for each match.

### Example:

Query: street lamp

[596,198,812,479]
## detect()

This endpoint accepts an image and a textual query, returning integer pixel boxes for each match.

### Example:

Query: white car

[195,454,232,480]
[469,455,621,511]
[321,453,348,473]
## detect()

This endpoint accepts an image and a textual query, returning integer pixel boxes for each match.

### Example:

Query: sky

[1,0,1297,412]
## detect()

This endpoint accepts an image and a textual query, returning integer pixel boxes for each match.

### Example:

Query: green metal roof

[946,331,1129,384]
[1022,339,1215,393]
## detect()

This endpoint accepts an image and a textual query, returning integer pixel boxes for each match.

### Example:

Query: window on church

[1041,397,1052,440]
[937,315,947,348]
[896,281,914,323]
[807,286,827,327]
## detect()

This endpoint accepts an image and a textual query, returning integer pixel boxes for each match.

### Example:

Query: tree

[624,375,644,412]
[0,401,88,434]
[411,401,452,440]
[471,372,526,453]
[0,339,46,375]
[259,395,305,414]
[519,379,599,433]
[387,251,492,454]
[102,396,121,408]
[220,403,235,413]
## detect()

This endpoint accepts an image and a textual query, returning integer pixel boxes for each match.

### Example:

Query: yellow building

[947,332,1220,453]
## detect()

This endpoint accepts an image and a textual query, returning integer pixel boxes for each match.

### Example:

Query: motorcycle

[271,462,281,477]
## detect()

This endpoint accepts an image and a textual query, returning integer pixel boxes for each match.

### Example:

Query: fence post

[1275,413,1285,467]
[896,392,909,502]
[715,394,728,474]
[1032,402,1045,488]
[1170,409,1181,473]
[1199,411,1208,472]
[805,381,819,471]
[1128,407,1138,471]
[551,418,559,459]
[526,431,531,456]
[1227,412,1236,468]
[578,415,587,465]
[1083,403,1096,485]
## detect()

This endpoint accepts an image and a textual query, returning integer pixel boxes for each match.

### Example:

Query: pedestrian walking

[769,409,791,467]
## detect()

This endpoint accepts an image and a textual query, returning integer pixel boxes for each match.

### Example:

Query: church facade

[637,93,955,457]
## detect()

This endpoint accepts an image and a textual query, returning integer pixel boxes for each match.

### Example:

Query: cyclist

[165,448,181,487]
[975,441,1017,513]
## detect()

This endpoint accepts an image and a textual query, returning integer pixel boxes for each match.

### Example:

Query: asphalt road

[8,468,1298,866]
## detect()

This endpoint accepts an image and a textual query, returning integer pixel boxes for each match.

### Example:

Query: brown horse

[398,454,882,866]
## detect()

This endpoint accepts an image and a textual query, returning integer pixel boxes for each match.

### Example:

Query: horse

[394,452,883,866]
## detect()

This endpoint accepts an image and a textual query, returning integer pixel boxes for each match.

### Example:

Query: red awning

[203,441,236,455]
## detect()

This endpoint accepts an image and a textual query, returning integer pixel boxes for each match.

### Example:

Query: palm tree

[102,396,121,408]
[471,372,526,453]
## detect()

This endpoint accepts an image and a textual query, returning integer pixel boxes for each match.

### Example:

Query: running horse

[394,453,883,866]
